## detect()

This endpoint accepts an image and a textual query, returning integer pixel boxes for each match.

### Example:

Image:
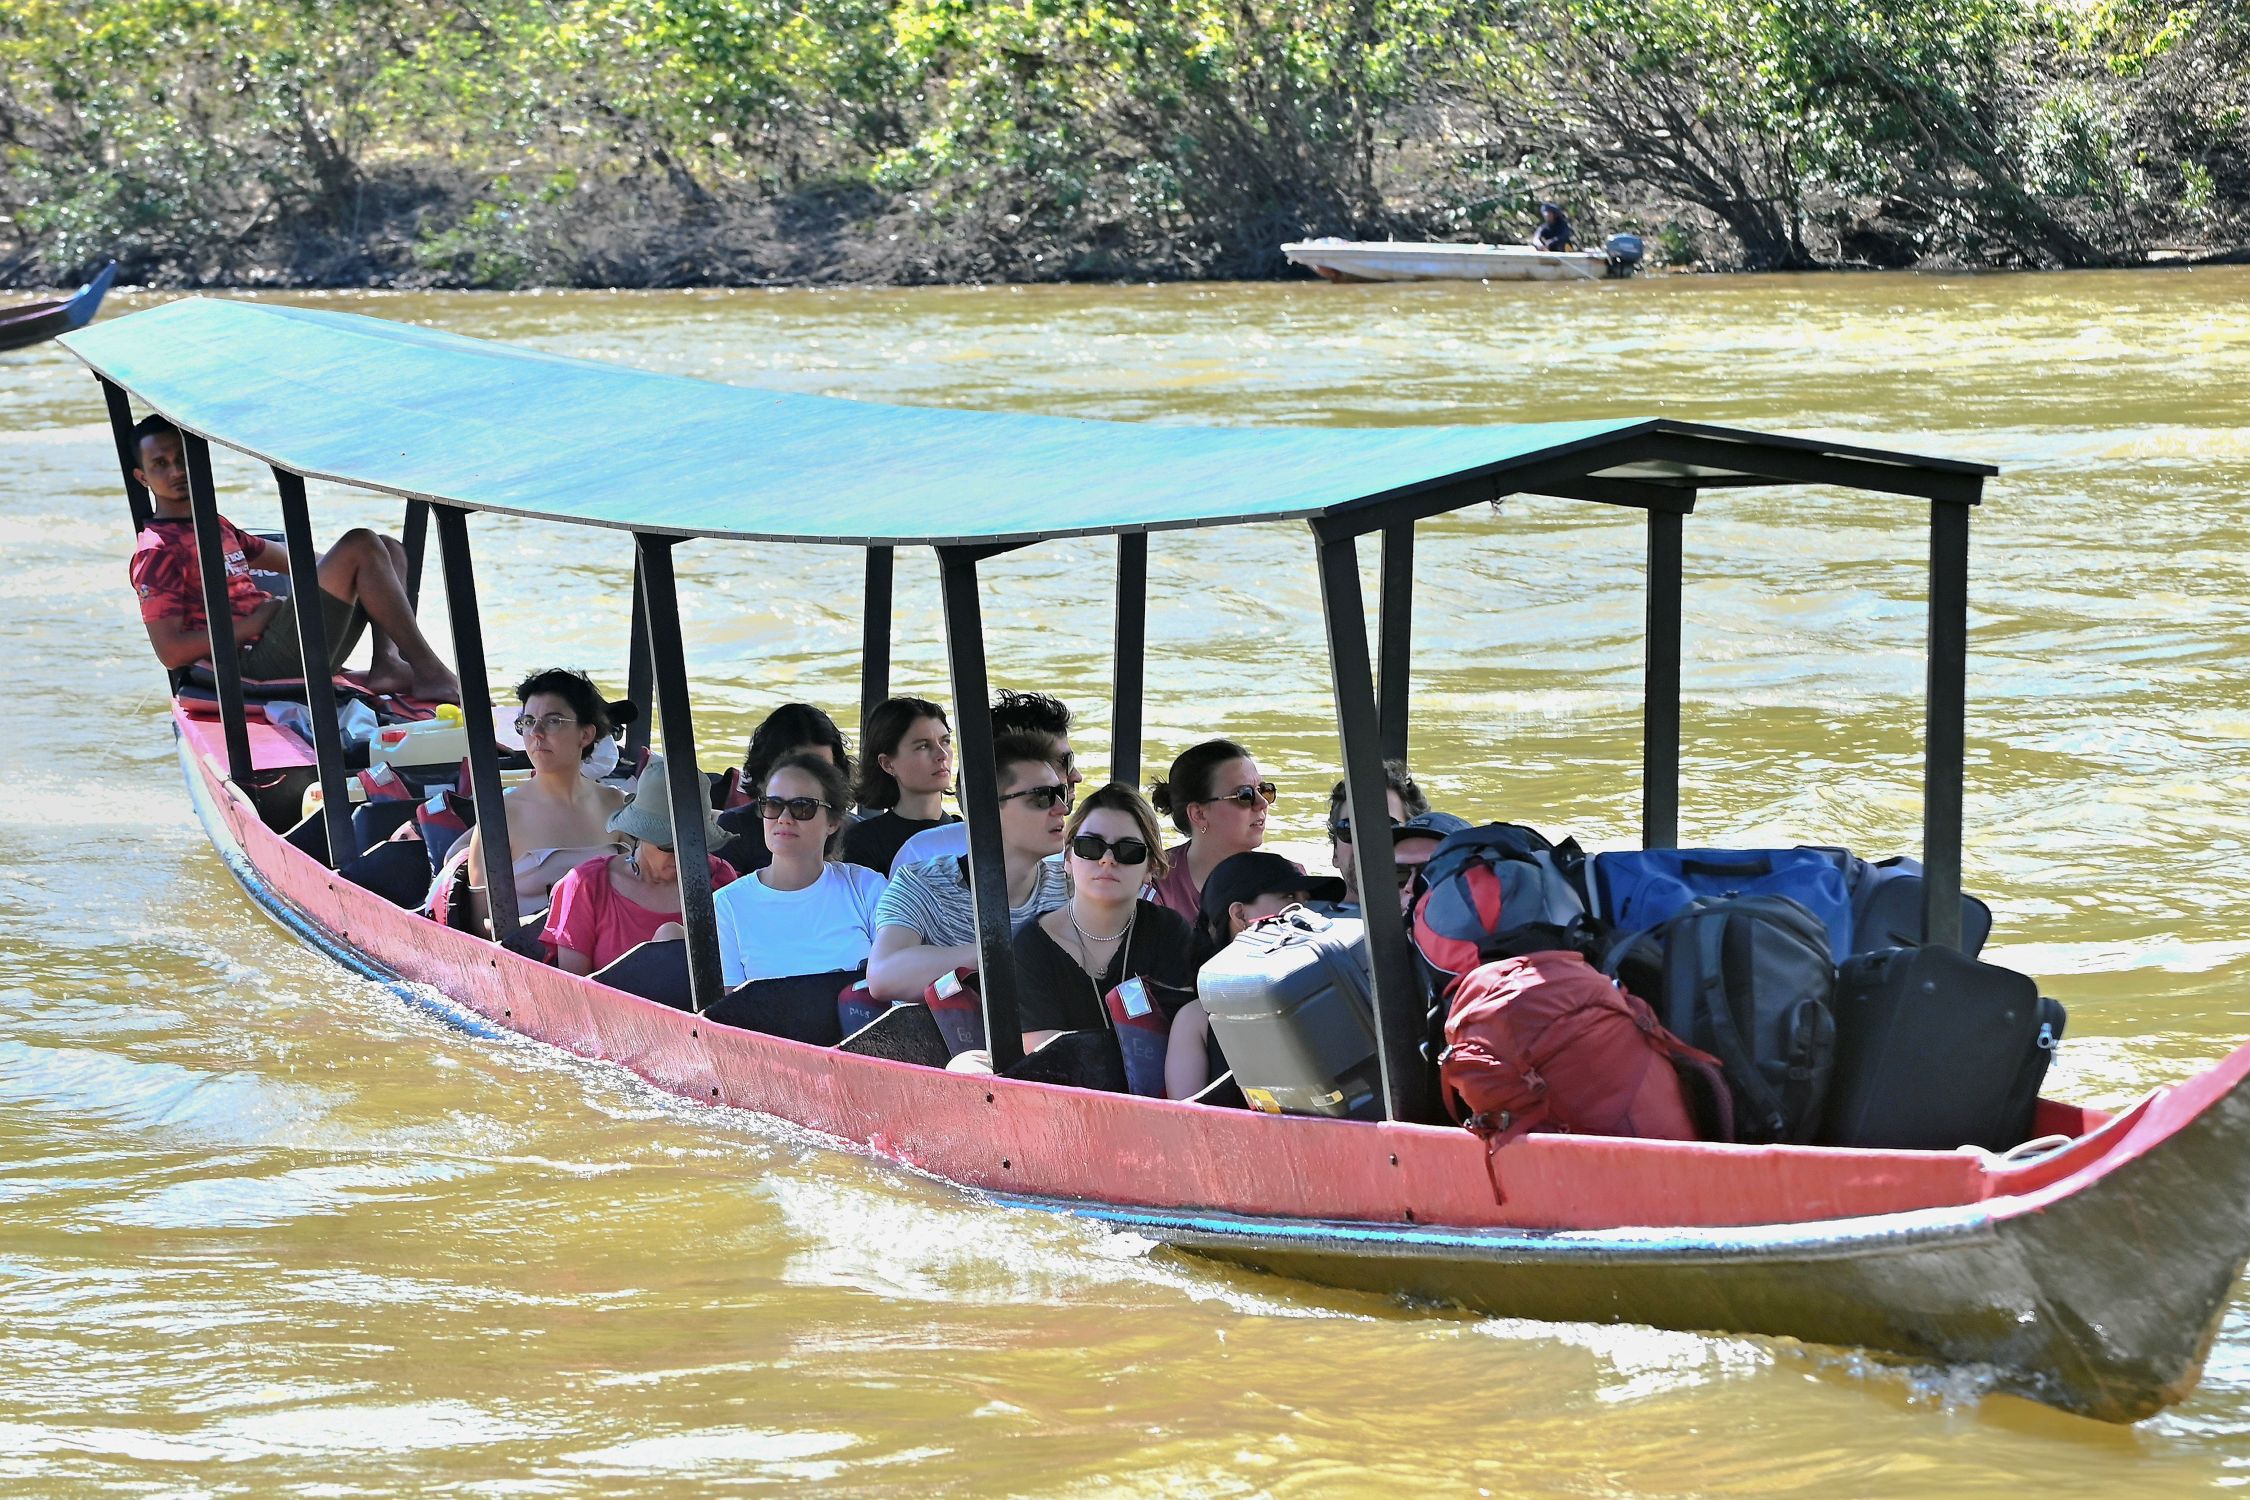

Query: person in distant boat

[1172,851,1347,1098]
[866,732,1072,1002]
[712,752,888,985]
[544,754,739,975]
[712,703,854,875]
[1532,202,1578,252]
[840,696,958,876]
[1146,739,1275,922]
[887,690,1083,875]
[1011,784,1194,1059]
[125,414,460,702]
[460,670,635,923]
[1327,759,1430,911]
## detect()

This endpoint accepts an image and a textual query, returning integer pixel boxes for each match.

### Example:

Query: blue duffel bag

[1583,847,1855,962]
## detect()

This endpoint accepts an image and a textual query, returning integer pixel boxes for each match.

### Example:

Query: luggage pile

[1199,825,2064,1156]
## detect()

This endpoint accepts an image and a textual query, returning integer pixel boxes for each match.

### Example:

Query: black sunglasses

[1069,833,1151,865]
[756,795,834,822]
[1200,782,1277,809]
[1329,816,1403,846]
[1000,783,1072,812]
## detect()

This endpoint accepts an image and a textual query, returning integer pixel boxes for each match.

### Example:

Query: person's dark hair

[991,690,1072,739]
[515,668,635,761]
[765,751,852,858]
[851,695,948,811]
[745,703,852,790]
[1327,760,1430,831]
[994,731,1061,792]
[1149,738,1253,836]
[130,413,180,462]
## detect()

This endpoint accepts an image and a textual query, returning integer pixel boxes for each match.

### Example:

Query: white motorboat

[1282,236,1643,283]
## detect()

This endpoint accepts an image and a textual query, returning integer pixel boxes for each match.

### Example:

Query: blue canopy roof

[65,298,1991,546]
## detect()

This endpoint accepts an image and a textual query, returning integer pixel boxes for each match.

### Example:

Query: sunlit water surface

[5,269,2250,1493]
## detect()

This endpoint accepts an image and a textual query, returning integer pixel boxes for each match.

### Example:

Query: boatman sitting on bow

[126,415,461,703]
[1531,202,1577,252]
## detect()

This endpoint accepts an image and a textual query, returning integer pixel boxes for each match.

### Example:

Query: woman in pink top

[545,754,738,975]
[1146,738,1275,922]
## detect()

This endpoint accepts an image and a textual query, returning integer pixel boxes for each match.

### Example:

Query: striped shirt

[873,854,1070,945]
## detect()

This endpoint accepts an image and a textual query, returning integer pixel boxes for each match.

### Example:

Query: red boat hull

[176,709,2250,1422]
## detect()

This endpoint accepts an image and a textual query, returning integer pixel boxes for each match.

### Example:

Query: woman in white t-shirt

[714,753,887,986]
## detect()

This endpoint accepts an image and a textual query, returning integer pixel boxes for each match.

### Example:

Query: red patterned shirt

[129,516,273,632]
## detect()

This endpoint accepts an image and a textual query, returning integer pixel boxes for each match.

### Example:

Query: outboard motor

[1604,233,1645,278]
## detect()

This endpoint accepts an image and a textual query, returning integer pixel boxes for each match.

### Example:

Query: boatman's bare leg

[311,528,458,701]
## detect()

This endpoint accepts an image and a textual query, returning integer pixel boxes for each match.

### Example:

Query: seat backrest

[341,837,434,909]
[703,968,860,1046]
[835,1001,951,1067]
[589,939,693,1010]
[1000,1030,1129,1093]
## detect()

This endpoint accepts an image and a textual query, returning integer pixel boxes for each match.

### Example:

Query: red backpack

[1439,950,1732,1158]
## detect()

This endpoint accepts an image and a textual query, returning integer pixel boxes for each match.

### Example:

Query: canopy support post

[1313,523,1435,1124]
[625,553,654,762]
[99,378,151,533]
[274,468,356,866]
[182,432,253,784]
[1378,520,1414,763]
[635,534,725,1014]
[433,505,521,946]
[400,500,429,610]
[862,546,894,731]
[1643,505,1684,850]
[1923,494,1975,949]
[936,545,1027,1072]
[1112,533,1147,789]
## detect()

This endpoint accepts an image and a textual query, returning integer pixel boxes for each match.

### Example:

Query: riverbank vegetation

[2,0,2243,286]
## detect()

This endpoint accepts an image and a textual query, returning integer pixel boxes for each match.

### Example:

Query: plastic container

[370,703,470,769]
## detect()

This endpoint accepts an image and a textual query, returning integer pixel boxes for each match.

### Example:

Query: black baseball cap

[1199,851,1345,922]
[1393,811,1473,846]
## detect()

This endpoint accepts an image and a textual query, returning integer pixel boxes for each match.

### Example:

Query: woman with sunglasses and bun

[1011,784,1194,1053]
[712,752,888,986]
[1146,738,1276,923]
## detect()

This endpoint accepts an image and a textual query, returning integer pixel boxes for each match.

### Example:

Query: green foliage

[0,0,2240,283]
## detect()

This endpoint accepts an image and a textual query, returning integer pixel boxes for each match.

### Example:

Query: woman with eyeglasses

[1326,759,1429,911]
[711,753,888,985]
[460,668,635,926]
[1146,738,1275,923]
[866,732,1072,1002]
[1011,784,1194,1052]
[544,753,740,976]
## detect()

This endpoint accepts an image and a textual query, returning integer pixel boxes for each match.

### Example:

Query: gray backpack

[1604,894,1837,1144]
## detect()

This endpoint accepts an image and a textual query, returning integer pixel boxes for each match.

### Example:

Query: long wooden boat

[1,261,117,353]
[1281,237,1635,283]
[67,298,2250,1425]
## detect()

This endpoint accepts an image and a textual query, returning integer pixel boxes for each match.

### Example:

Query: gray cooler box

[1197,906,1383,1120]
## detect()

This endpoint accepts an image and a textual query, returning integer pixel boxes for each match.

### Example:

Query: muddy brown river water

[5,270,2250,1493]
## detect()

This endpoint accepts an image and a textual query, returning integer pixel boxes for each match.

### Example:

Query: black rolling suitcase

[1197,906,1384,1120]
[1819,944,2066,1151]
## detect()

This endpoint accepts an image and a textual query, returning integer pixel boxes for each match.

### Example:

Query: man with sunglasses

[866,732,1074,1002]
[1325,760,1430,911]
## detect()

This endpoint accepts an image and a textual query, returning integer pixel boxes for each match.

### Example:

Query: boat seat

[340,838,434,909]
[1001,1030,1129,1093]
[497,915,551,962]
[353,797,419,849]
[590,939,692,1010]
[835,1001,951,1068]
[703,968,859,1047]
[283,807,330,863]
